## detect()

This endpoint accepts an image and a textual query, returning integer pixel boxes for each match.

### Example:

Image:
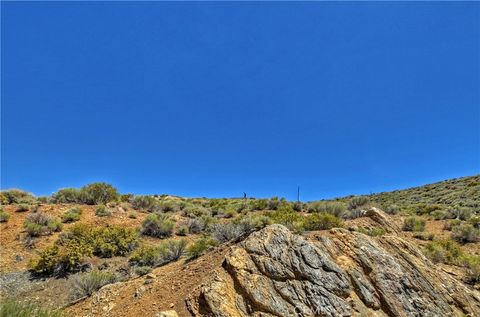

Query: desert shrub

[16,204,30,212]
[452,224,480,244]
[469,216,480,229]
[348,196,369,210]
[157,201,179,213]
[186,218,204,234]
[128,212,137,219]
[95,205,112,217]
[187,236,217,259]
[444,219,462,231]
[304,212,343,231]
[267,197,284,210]
[120,193,133,202]
[267,209,304,233]
[131,195,157,211]
[0,298,62,317]
[176,225,189,236]
[211,223,248,243]
[71,270,117,300]
[307,201,346,217]
[431,210,447,220]
[251,199,268,211]
[357,227,386,237]
[0,189,36,204]
[402,217,426,232]
[79,183,118,205]
[463,255,480,283]
[424,239,464,264]
[237,214,272,232]
[0,209,10,222]
[383,204,400,215]
[51,188,82,204]
[129,239,186,267]
[292,202,303,212]
[24,213,62,236]
[182,205,211,218]
[141,213,175,238]
[413,232,435,241]
[30,225,138,275]
[446,206,473,221]
[62,206,82,223]
[134,266,152,276]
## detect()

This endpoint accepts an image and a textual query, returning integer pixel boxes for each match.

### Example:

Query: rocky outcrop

[188,222,480,316]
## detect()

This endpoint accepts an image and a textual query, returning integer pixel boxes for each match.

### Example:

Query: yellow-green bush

[62,206,82,223]
[402,217,426,232]
[129,239,186,267]
[141,213,175,238]
[187,236,217,260]
[0,209,10,222]
[267,209,304,233]
[95,205,111,217]
[30,225,138,275]
[71,270,117,300]
[424,239,464,264]
[303,212,343,231]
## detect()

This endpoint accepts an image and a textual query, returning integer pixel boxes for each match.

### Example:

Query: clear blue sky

[1,2,479,201]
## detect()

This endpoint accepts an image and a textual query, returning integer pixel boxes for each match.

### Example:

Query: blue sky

[1,2,479,201]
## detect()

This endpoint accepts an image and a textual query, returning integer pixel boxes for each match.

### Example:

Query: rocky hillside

[1,178,479,317]
[188,210,480,317]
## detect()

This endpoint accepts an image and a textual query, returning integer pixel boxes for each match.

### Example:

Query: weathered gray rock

[189,220,480,317]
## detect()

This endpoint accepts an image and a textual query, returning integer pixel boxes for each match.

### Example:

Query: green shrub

[0,189,36,204]
[131,195,157,211]
[182,205,211,218]
[141,214,175,238]
[79,183,118,205]
[16,204,30,212]
[211,223,248,243]
[462,255,480,283]
[134,266,152,276]
[128,212,138,219]
[187,236,217,260]
[129,239,186,267]
[348,196,369,210]
[469,216,480,229]
[24,213,62,236]
[0,298,62,317]
[452,224,480,244]
[0,210,10,222]
[267,210,304,233]
[251,199,268,211]
[383,204,400,215]
[307,201,346,217]
[413,232,435,241]
[304,212,343,231]
[431,210,447,220]
[95,205,112,217]
[267,197,282,210]
[176,225,189,236]
[424,239,464,264]
[71,270,117,300]
[446,206,473,221]
[237,214,272,232]
[444,219,462,231]
[356,227,386,237]
[402,217,426,232]
[30,225,138,275]
[62,206,82,223]
[51,188,81,204]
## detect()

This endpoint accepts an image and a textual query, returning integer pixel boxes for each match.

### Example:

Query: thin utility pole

[297,186,300,202]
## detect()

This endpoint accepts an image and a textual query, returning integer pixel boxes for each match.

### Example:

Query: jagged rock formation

[188,213,480,316]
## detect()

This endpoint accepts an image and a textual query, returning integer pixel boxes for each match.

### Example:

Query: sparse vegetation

[0,189,37,205]
[356,226,386,237]
[131,195,157,211]
[0,298,62,317]
[24,213,62,236]
[424,239,464,264]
